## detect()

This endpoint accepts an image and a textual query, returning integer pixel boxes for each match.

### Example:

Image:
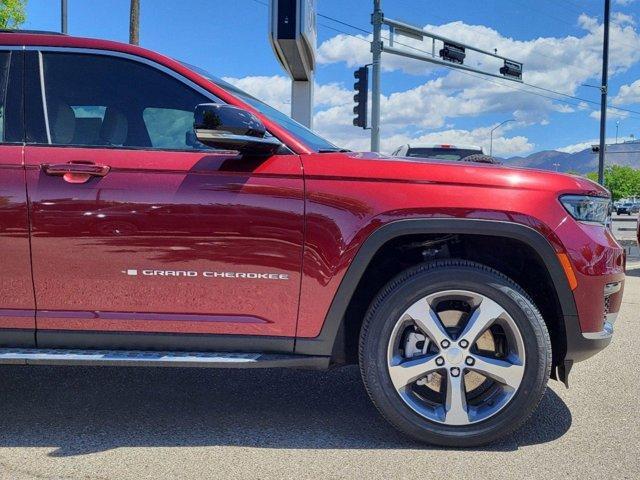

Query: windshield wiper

[318,148,351,153]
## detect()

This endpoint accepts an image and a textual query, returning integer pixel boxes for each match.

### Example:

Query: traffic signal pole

[371,0,382,152]
[367,1,523,154]
[597,0,611,186]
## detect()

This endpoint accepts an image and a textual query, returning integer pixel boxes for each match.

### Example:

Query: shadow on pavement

[0,365,572,456]
[626,265,640,277]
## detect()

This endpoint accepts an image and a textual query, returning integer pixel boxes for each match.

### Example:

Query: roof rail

[0,29,66,35]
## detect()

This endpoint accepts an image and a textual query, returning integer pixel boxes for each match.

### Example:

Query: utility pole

[597,0,611,185]
[615,121,619,144]
[129,0,140,46]
[371,0,382,152]
[61,0,67,34]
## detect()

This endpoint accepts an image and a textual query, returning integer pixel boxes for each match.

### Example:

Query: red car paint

[0,33,625,358]
[0,146,36,330]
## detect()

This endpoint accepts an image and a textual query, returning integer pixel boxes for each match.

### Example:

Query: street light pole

[597,0,611,185]
[489,119,515,157]
[616,120,619,144]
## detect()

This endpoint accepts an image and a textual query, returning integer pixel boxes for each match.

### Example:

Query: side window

[142,108,194,149]
[40,52,211,150]
[0,52,10,142]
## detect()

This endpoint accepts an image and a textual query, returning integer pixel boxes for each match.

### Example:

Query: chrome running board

[0,348,330,369]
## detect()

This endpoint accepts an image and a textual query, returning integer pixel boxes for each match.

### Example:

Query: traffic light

[439,42,466,65]
[353,66,369,129]
[500,60,523,80]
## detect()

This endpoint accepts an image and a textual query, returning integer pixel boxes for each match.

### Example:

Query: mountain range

[503,141,640,174]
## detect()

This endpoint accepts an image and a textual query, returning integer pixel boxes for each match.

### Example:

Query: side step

[0,348,330,369]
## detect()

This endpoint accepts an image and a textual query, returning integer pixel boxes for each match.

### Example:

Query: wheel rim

[386,289,526,426]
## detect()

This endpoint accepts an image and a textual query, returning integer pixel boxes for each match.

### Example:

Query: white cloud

[375,127,534,157]
[589,108,630,120]
[557,137,620,153]
[222,74,532,156]
[224,15,640,158]
[316,14,640,126]
[612,79,640,106]
[222,75,291,113]
[612,12,636,26]
[222,76,355,113]
[558,140,598,153]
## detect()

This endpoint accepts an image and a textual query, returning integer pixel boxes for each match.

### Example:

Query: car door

[0,49,36,347]
[24,49,304,351]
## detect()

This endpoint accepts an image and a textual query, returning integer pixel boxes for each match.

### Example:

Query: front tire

[359,260,551,447]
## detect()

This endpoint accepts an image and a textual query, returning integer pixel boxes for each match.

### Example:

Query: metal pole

[371,0,382,152]
[61,0,67,34]
[490,130,493,157]
[291,79,314,128]
[489,119,515,157]
[129,0,140,46]
[616,121,619,144]
[597,0,611,185]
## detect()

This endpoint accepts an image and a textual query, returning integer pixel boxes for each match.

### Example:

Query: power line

[249,0,640,120]
[510,0,591,30]
[541,0,587,17]
[314,11,640,120]
[555,0,592,14]
[397,0,639,77]
[317,12,370,34]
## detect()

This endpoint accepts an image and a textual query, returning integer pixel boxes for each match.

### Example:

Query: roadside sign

[269,0,316,81]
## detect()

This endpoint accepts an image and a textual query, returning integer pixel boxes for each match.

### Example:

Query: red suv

[0,31,625,447]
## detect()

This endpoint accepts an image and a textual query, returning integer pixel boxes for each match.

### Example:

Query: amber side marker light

[557,253,578,290]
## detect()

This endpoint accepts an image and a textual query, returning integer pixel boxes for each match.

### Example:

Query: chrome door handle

[42,162,110,184]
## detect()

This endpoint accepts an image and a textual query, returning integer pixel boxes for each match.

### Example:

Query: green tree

[586,165,640,201]
[0,0,27,29]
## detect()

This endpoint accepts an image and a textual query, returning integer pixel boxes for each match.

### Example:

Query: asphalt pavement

[0,249,638,479]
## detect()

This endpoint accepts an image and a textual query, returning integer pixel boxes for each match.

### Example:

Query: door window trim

[0,49,24,145]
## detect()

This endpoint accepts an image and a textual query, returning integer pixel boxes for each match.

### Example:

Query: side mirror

[193,103,283,155]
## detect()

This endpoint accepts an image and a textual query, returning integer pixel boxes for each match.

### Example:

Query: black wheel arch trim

[294,218,579,360]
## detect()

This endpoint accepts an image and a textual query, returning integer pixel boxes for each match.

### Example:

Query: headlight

[560,195,611,225]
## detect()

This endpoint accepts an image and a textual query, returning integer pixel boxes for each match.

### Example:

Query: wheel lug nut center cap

[445,347,463,365]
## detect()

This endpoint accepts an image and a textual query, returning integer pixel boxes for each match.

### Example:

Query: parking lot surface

[0,253,638,479]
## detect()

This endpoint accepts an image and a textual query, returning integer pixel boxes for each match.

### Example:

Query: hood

[327,151,610,197]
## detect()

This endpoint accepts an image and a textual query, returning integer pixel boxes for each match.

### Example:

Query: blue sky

[23,0,640,156]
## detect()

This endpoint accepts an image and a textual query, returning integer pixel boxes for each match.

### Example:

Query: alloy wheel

[386,290,526,426]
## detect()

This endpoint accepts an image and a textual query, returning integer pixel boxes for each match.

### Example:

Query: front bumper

[559,278,622,386]
[561,225,625,364]
[564,315,614,364]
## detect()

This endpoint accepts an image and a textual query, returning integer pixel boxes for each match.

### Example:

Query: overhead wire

[248,0,640,120]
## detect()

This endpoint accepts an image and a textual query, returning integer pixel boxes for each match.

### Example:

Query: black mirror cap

[194,103,265,137]
[193,103,282,155]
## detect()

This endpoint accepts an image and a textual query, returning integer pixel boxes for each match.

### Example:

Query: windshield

[184,63,341,152]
